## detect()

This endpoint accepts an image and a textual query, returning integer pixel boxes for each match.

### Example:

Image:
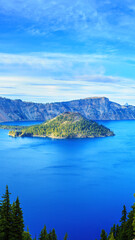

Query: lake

[0,120,135,240]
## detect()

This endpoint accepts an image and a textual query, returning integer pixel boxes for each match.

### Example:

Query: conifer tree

[115,224,120,240]
[108,224,116,239]
[39,225,47,240]
[50,228,57,240]
[22,227,32,240]
[126,208,134,240]
[11,197,24,240]
[100,229,107,240]
[46,232,52,240]
[0,185,12,240]
[64,233,68,240]
[119,205,127,240]
[120,205,127,224]
[108,232,115,240]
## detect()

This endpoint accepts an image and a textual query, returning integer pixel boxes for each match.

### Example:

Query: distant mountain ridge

[0,96,135,122]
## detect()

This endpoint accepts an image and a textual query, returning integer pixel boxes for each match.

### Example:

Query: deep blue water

[0,120,135,240]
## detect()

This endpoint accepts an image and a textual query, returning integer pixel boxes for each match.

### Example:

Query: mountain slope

[0,96,135,122]
[8,112,114,139]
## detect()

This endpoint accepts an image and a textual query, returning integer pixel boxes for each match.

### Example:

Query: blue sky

[0,0,135,104]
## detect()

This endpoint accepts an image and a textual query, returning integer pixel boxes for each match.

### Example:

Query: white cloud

[0,52,135,104]
[0,74,135,105]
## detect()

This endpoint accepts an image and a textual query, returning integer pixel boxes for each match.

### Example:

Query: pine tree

[50,228,57,240]
[119,205,127,240]
[108,224,116,239]
[64,233,68,240]
[120,205,127,224]
[0,185,12,240]
[126,208,134,240]
[11,197,24,240]
[115,224,120,240]
[108,233,115,240]
[39,225,47,240]
[100,229,107,240]
[46,232,52,240]
[22,227,32,240]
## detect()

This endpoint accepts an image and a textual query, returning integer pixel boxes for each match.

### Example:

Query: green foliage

[50,229,57,240]
[9,112,114,139]
[108,233,115,240]
[0,125,26,130]
[99,196,135,240]
[108,224,116,239]
[0,186,24,240]
[0,185,12,240]
[11,197,24,240]
[39,226,57,240]
[3,186,135,240]
[64,233,68,240]
[126,209,134,240]
[22,227,32,240]
[39,225,47,240]
[120,205,127,224]
[0,187,62,240]
[100,229,107,240]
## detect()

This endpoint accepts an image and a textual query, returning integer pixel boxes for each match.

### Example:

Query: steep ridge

[0,96,135,122]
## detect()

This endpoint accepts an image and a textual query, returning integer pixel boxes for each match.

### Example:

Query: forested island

[1,186,135,240]
[4,112,114,139]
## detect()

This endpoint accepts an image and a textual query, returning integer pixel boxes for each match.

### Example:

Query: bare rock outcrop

[0,96,135,122]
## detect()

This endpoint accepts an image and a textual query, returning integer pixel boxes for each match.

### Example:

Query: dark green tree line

[100,197,135,240]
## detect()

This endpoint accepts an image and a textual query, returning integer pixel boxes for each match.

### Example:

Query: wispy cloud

[1,0,135,43]
[0,1,135,104]
[0,52,135,78]
[0,51,135,104]
[0,74,135,105]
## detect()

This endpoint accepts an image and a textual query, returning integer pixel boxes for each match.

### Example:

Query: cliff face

[0,96,135,122]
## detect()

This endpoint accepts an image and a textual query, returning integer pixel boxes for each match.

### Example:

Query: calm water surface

[0,120,135,240]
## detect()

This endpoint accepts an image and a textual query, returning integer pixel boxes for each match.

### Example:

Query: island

[6,112,114,139]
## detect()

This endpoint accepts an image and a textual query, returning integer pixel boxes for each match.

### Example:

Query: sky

[0,0,135,104]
